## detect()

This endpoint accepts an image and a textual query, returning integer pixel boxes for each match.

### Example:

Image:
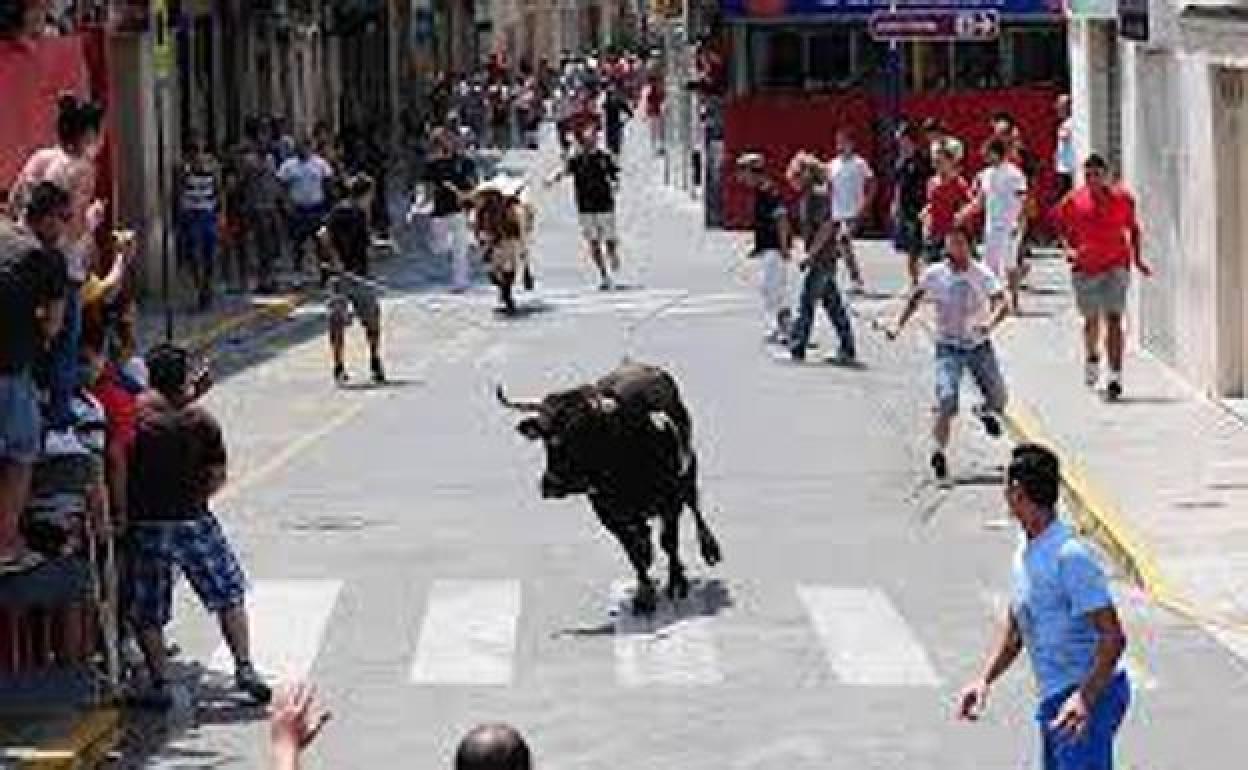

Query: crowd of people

[1,93,274,711]
[736,96,1147,483]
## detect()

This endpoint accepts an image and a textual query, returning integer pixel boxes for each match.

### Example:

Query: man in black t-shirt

[424,128,478,291]
[602,85,633,157]
[893,123,934,288]
[320,174,384,384]
[126,344,272,709]
[547,125,621,290]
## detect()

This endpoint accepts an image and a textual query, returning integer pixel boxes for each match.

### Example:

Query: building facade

[1070,2,1248,399]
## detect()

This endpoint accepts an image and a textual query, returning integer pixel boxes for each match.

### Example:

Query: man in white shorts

[548,125,621,290]
[964,138,1027,311]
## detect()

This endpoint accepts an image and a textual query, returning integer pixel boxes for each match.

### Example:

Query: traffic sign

[868,10,1000,42]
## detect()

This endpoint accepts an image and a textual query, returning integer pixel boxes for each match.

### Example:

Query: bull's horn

[496,384,542,412]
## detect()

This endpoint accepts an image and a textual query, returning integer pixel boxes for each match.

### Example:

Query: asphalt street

[120,129,1248,769]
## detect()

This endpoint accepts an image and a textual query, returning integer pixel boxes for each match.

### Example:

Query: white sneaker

[1084,359,1100,388]
[44,427,88,457]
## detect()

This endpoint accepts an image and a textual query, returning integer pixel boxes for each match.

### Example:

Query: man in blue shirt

[958,444,1131,769]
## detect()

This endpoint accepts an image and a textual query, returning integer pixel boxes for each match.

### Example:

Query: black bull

[498,362,723,614]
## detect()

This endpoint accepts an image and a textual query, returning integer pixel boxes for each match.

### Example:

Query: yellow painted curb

[10,707,120,770]
[179,290,309,354]
[1004,400,1248,632]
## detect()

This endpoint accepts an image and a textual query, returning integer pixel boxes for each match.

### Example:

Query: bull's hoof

[666,572,690,601]
[699,533,723,567]
[632,584,658,615]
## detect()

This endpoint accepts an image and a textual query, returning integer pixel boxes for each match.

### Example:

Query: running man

[892,122,933,288]
[319,174,385,385]
[425,128,479,292]
[959,443,1131,770]
[547,125,621,290]
[1052,154,1150,401]
[963,138,1028,311]
[887,226,1009,481]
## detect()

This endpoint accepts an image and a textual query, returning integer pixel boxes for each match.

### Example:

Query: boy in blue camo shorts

[125,344,271,709]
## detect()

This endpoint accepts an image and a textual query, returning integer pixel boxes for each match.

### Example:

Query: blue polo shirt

[1011,518,1117,699]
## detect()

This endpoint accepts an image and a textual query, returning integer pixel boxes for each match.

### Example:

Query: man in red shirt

[922,138,971,265]
[1053,154,1151,401]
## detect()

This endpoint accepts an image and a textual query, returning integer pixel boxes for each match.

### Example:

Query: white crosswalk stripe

[209,579,342,680]
[611,581,724,687]
[409,579,523,685]
[797,585,942,686]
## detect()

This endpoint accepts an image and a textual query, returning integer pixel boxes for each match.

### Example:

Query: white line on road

[612,581,724,687]
[210,579,342,680]
[797,585,942,686]
[410,579,523,686]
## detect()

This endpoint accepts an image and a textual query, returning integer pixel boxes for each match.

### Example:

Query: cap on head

[454,724,532,770]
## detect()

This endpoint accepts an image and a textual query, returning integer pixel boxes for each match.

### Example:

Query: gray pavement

[114,129,1248,769]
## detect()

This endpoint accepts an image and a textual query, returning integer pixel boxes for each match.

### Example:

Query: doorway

[1215,67,1248,397]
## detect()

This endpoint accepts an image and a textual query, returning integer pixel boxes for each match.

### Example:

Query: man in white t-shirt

[278,140,334,278]
[812,129,875,294]
[964,138,1027,311]
[887,226,1010,482]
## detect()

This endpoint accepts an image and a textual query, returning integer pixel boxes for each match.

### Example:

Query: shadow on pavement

[556,578,735,639]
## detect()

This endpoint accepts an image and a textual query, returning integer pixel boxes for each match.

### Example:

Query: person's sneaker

[44,427,89,457]
[1106,378,1123,402]
[370,357,387,384]
[930,450,949,481]
[598,279,613,291]
[972,404,1003,438]
[850,279,867,296]
[333,363,349,385]
[789,347,806,362]
[1084,358,1100,388]
[235,664,272,705]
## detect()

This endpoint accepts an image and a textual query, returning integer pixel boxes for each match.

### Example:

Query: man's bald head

[454,724,531,770]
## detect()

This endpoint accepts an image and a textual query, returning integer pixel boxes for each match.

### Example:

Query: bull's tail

[684,455,722,567]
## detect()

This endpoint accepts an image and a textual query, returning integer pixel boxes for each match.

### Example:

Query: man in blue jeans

[958,444,1131,769]
[788,167,855,362]
[887,226,1008,480]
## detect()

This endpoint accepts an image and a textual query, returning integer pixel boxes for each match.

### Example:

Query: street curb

[179,289,312,354]
[9,707,120,770]
[1002,400,1190,617]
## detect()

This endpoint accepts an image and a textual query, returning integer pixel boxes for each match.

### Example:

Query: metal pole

[156,82,173,342]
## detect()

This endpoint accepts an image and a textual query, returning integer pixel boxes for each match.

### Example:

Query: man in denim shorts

[888,226,1009,481]
[125,344,270,708]
[959,444,1131,769]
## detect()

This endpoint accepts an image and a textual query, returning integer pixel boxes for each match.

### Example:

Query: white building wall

[1072,1,1248,396]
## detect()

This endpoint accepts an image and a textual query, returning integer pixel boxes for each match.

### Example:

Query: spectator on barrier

[12,94,107,458]
[125,344,271,709]
[0,235,68,575]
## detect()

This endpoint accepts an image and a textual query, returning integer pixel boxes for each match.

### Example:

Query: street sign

[151,0,173,82]
[868,10,1000,42]
[1119,0,1149,42]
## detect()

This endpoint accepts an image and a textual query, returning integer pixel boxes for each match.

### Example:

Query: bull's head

[497,383,618,499]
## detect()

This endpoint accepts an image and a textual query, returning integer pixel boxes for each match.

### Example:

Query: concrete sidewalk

[985,252,1248,653]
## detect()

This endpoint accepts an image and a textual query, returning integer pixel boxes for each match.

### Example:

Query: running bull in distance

[498,362,723,615]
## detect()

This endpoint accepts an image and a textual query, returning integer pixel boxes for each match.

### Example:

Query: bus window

[749,27,804,89]
[910,41,953,92]
[955,41,1002,90]
[1009,26,1067,87]
[809,27,852,90]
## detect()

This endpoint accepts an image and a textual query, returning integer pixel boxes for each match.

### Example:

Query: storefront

[714,0,1067,228]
